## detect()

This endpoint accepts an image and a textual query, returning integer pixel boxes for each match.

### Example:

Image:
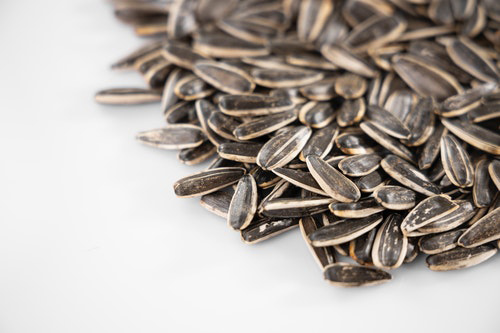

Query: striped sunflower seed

[323,262,391,287]
[173,167,246,198]
[227,174,258,230]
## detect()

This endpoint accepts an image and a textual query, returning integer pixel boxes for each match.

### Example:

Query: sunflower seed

[418,124,447,170]
[321,45,378,78]
[419,229,465,255]
[392,54,463,100]
[446,37,500,82]
[297,0,335,43]
[426,245,497,271]
[300,123,339,160]
[441,117,500,155]
[178,141,216,165]
[473,159,496,207]
[227,175,258,230]
[345,15,407,53]
[334,73,367,100]
[374,185,417,210]
[372,214,408,270]
[355,170,388,193]
[233,109,297,141]
[95,88,161,104]
[206,111,239,141]
[306,155,361,202]
[272,168,328,196]
[349,227,377,265]
[194,60,255,95]
[381,155,440,196]
[323,262,391,287]
[300,215,337,269]
[162,41,206,70]
[417,199,476,234]
[330,198,384,218]
[218,142,263,163]
[200,188,234,218]
[257,126,312,170]
[219,94,294,117]
[251,68,324,88]
[336,131,379,155]
[403,97,435,146]
[401,195,459,233]
[441,134,475,188]
[136,124,204,150]
[458,207,500,248]
[337,98,366,127]
[300,79,337,101]
[338,154,382,177]
[193,31,270,58]
[309,214,383,247]
[360,122,414,162]
[241,217,298,244]
[173,167,246,198]
[261,197,334,218]
[298,101,336,128]
[489,160,500,190]
[174,74,215,100]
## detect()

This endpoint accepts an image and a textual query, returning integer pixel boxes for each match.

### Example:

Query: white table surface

[0,1,499,332]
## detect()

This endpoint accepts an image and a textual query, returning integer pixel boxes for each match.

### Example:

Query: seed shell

[173,167,246,198]
[136,124,205,150]
[227,175,258,230]
[372,214,408,270]
[323,263,391,287]
[426,245,497,271]
[458,207,500,248]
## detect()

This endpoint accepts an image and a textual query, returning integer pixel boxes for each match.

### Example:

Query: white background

[0,1,499,332]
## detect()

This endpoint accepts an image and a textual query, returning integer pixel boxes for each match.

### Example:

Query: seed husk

[219,94,294,117]
[381,155,440,196]
[336,131,379,155]
[321,45,378,78]
[174,75,215,100]
[473,159,496,207]
[345,15,407,53]
[233,109,298,140]
[372,214,408,270]
[227,174,258,230]
[392,54,463,100]
[416,199,476,234]
[241,218,298,244]
[426,245,497,271]
[458,207,500,248]
[300,215,337,269]
[374,185,417,210]
[338,154,382,177]
[309,214,383,246]
[489,160,500,191]
[136,124,205,150]
[330,198,384,218]
[441,117,500,155]
[418,124,447,170]
[298,101,336,129]
[297,0,335,43]
[335,73,367,99]
[306,155,361,202]
[193,60,256,94]
[360,122,414,162]
[178,141,217,165]
[251,68,325,88]
[257,126,312,170]
[162,41,206,70]
[95,88,161,105]
[300,79,337,101]
[173,167,246,198]
[349,227,377,265]
[384,89,417,122]
[419,229,465,255]
[401,195,459,233]
[272,168,328,196]
[323,262,392,287]
[200,188,234,218]
[440,134,475,188]
[217,142,263,163]
[355,170,388,193]
[261,197,335,218]
[337,98,366,127]
[300,123,339,161]
[446,37,500,82]
[193,31,270,58]
[403,97,435,146]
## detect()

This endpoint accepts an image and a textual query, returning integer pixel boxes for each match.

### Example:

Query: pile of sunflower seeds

[97,0,500,287]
